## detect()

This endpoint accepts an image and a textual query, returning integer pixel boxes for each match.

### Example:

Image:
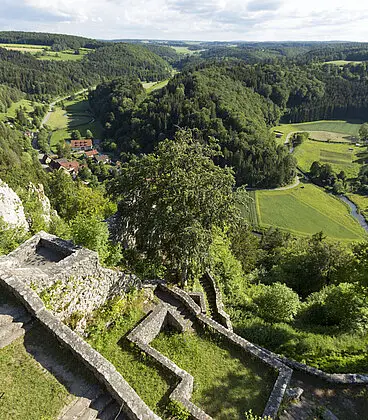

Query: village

[40,138,114,179]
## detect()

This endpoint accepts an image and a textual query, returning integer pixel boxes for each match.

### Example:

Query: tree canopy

[110,130,238,283]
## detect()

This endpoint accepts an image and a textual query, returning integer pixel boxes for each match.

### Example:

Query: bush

[254,282,300,323]
[300,283,368,333]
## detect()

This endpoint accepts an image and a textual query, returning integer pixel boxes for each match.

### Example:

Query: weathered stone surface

[0,179,29,230]
[200,272,233,331]
[0,232,140,331]
[285,387,304,400]
[0,272,160,420]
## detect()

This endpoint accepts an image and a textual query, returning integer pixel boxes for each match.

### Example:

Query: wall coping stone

[0,269,160,420]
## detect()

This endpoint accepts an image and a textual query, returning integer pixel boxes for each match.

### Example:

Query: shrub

[254,282,300,323]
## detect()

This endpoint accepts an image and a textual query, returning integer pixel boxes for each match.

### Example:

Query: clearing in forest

[293,140,365,178]
[0,99,42,123]
[272,120,363,144]
[48,97,103,151]
[0,43,90,61]
[256,183,366,240]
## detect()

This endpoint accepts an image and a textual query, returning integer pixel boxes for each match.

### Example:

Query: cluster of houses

[41,139,111,178]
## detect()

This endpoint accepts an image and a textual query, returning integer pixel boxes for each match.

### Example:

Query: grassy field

[293,140,365,178]
[86,293,175,417]
[0,99,40,122]
[272,120,363,144]
[143,79,169,93]
[256,183,366,240]
[324,60,364,66]
[49,97,103,150]
[238,191,259,226]
[152,328,275,419]
[307,131,357,143]
[171,46,195,54]
[0,43,47,52]
[0,43,90,61]
[37,49,90,61]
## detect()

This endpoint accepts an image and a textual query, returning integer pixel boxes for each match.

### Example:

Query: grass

[86,292,176,417]
[0,288,77,420]
[0,99,39,122]
[171,46,195,55]
[48,98,103,150]
[37,50,89,62]
[143,79,169,94]
[256,183,367,240]
[272,120,363,144]
[0,43,48,53]
[0,43,90,61]
[0,336,70,420]
[152,327,276,419]
[238,191,259,226]
[293,140,365,178]
[324,60,364,66]
[308,131,357,143]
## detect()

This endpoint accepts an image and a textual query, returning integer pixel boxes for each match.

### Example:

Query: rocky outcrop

[0,179,29,230]
[28,182,53,225]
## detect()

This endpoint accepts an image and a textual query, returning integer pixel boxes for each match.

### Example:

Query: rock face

[0,180,29,230]
[28,182,52,225]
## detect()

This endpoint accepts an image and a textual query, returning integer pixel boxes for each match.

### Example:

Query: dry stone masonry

[1,233,367,420]
[0,231,140,331]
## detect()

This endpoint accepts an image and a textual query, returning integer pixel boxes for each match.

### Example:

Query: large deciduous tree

[111,130,238,284]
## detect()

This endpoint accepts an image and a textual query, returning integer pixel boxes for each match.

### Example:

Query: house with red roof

[70,139,93,151]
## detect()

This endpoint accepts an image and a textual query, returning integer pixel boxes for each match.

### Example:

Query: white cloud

[1,0,367,41]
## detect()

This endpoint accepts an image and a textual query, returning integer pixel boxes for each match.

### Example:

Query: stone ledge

[127,303,211,420]
[0,272,160,420]
[161,285,292,419]
[200,272,233,331]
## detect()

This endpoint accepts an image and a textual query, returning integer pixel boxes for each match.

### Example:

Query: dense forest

[0,43,172,100]
[0,31,105,50]
[90,66,295,187]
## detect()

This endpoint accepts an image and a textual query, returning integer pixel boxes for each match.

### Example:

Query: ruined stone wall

[0,270,159,420]
[0,232,140,331]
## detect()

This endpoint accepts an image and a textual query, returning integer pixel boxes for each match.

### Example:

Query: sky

[1,0,368,42]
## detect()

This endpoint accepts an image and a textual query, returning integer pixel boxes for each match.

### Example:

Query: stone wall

[0,269,159,420]
[0,232,140,331]
[200,272,233,331]
[158,284,292,419]
[127,303,211,420]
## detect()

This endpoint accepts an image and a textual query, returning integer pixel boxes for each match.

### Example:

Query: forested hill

[0,43,172,99]
[0,31,105,50]
[221,62,368,122]
[85,43,172,81]
[90,65,296,188]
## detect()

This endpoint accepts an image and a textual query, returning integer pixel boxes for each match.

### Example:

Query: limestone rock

[28,182,53,225]
[0,180,29,230]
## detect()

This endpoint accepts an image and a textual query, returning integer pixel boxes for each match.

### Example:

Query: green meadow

[272,120,363,143]
[256,183,366,240]
[152,328,276,419]
[48,97,103,150]
[293,140,365,178]
[0,43,90,61]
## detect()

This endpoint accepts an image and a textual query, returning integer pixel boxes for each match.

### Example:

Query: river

[337,195,368,233]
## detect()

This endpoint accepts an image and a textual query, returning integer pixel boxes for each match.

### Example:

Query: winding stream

[337,195,368,233]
